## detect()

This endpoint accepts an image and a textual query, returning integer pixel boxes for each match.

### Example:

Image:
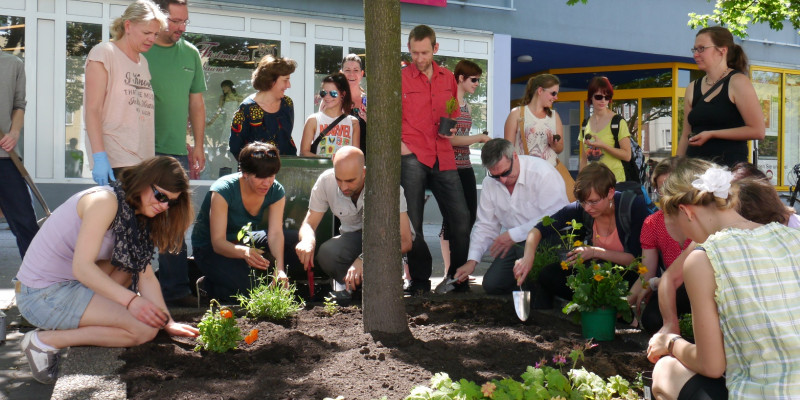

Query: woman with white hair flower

[646,158,800,399]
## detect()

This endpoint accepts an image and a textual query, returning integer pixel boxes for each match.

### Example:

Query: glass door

[752,70,781,185]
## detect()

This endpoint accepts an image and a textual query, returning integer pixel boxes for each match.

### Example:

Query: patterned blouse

[230,96,296,159]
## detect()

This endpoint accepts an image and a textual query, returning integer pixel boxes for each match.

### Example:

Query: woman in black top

[677,26,764,168]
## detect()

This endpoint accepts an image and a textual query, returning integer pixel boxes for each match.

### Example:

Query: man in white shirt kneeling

[453,138,569,294]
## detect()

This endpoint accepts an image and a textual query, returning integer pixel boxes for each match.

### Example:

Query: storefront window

[752,70,781,185]
[1,16,26,155]
[65,22,102,178]
[784,73,800,186]
[313,44,344,107]
[182,33,280,180]
[641,98,673,161]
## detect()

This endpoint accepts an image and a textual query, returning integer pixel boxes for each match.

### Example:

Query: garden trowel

[512,286,530,322]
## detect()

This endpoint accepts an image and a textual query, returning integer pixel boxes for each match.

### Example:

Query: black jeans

[0,159,39,258]
[400,154,470,284]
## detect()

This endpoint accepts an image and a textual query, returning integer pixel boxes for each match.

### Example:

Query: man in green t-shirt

[144,0,207,307]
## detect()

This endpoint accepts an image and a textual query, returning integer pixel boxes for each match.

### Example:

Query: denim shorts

[15,279,95,330]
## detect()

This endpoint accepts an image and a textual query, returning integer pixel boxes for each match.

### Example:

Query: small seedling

[195,300,242,353]
[323,296,339,316]
[235,273,305,321]
[445,96,458,117]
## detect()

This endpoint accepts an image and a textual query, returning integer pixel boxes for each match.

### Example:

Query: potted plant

[561,257,646,341]
[438,96,459,136]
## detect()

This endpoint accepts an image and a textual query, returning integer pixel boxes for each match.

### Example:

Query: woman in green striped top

[645,157,800,400]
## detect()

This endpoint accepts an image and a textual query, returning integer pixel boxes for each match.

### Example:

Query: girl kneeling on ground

[15,156,198,384]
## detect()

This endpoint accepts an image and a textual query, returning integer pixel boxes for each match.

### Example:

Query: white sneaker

[20,330,62,384]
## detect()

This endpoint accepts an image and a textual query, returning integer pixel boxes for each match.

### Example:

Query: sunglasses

[151,185,179,206]
[593,94,612,101]
[250,149,278,159]
[319,90,339,98]
[487,157,514,179]
[469,77,480,83]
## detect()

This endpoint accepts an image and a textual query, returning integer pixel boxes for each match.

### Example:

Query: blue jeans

[155,153,191,300]
[0,159,39,258]
[400,154,470,284]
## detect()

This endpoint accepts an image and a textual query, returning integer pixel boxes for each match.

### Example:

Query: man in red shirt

[401,25,471,294]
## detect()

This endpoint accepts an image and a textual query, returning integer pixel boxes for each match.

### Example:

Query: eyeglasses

[593,94,612,101]
[469,77,480,83]
[319,90,339,98]
[690,45,717,54]
[167,18,190,26]
[151,185,179,206]
[579,198,604,208]
[487,157,514,179]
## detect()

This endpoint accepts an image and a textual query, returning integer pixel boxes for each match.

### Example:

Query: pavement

[0,222,493,399]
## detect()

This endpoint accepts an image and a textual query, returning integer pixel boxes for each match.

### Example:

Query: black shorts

[677,374,727,400]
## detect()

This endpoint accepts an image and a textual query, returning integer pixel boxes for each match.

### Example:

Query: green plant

[323,296,339,316]
[237,222,256,247]
[194,300,243,353]
[526,243,561,282]
[679,313,694,341]
[562,257,646,323]
[541,216,584,252]
[445,96,458,117]
[235,273,305,320]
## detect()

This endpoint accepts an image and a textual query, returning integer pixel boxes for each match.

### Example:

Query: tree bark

[362,0,410,339]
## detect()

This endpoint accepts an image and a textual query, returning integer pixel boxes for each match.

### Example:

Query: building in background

[1,0,799,210]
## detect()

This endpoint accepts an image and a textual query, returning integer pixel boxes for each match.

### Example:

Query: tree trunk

[362,0,410,340]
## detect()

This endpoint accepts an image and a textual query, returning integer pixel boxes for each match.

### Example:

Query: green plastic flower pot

[580,308,616,341]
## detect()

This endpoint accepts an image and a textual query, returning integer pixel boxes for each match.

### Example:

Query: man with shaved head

[296,146,413,298]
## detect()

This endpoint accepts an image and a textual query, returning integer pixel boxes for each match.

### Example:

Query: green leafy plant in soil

[404,341,640,399]
[194,300,242,353]
[323,296,339,316]
[235,273,305,320]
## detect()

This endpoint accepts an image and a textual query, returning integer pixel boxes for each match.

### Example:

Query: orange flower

[220,309,233,319]
[592,264,600,271]
[244,329,259,345]
[573,240,583,247]
[481,382,496,397]
[637,264,648,275]
[593,274,604,282]
[560,261,569,270]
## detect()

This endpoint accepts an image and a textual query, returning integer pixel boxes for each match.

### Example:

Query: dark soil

[120,297,650,400]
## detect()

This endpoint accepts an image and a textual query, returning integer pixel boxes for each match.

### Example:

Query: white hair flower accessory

[691,167,733,199]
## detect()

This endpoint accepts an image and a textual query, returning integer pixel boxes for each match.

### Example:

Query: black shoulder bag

[310,114,348,154]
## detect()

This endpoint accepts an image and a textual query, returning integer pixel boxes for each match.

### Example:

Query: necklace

[705,68,730,86]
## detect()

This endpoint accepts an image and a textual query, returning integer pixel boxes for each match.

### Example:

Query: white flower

[691,167,733,199]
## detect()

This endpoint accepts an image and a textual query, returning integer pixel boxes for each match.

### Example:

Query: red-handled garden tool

[306,260,315,299]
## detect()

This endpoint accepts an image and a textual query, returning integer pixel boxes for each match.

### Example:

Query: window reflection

[64,22,101,178]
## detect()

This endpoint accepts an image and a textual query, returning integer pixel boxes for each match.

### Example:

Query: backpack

[581,114,645,185]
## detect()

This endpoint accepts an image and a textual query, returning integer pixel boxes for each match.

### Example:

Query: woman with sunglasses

[578,76,632,184]
[435,60,491,281]
[647,158,800,399]
[504,74,573,202]
[230,55,298,158]
[300,73,360,157]
[676,26,765,168]
[15,156,197,384]
[512,162,649,308]
[192,142,288,301]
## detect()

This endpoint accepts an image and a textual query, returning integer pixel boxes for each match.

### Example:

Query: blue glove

[91,152,116,186]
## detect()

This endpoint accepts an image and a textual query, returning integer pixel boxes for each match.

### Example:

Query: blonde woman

[84,0,167,185]
[504,74,573,202]
[647,158,800,399]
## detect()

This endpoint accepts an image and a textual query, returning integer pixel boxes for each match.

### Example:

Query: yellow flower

[560,261,569,270]
[593,274,604,282]
[573,240,583,247]
[481,382,496,397]
[566,221,572,225]
[592,264,600,271]
[637,264,648,275]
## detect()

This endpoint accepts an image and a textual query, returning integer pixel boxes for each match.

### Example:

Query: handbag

[310,113,348,154]
[518,106,576,202]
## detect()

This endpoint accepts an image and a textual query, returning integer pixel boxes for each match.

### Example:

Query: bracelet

[125,294,139,310]
[668,335,682,357]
